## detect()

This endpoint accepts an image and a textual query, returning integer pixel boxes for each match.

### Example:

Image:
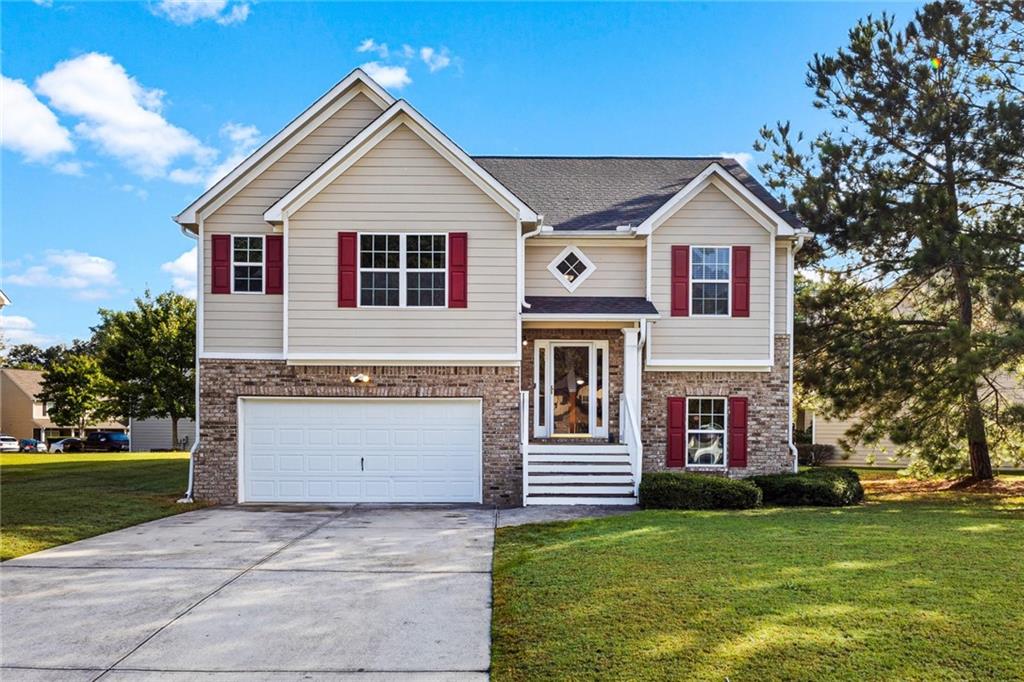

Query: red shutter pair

[210,234,283,295]
[336,232,468,308]
[666,396,748,468]
[669,245,750,317]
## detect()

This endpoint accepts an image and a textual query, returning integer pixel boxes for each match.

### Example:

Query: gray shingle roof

[524,296,659,316]
[473,156,801,232]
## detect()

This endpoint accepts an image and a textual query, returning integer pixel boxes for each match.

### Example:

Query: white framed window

[691,246,730,316]
[232,235,265,293]
[547,245,596,293]
[359,233,447,308]
[686,397,727,466]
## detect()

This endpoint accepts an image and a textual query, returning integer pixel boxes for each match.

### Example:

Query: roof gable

[2,368,43,401]
[175,69,395,228]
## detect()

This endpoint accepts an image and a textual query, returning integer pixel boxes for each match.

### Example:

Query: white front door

[534,341,609,439]
[240,398,482,503]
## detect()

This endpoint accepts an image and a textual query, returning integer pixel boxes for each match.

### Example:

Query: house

[129,416,196,452]
[174,68,807,507]
[0,368,126,442]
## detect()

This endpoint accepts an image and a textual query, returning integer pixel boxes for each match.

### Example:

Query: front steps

[525,444,637,505]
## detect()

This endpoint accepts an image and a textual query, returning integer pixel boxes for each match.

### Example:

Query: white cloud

[719,151,754,170]
[35,53,215,179]
[53,160,84,176]
[0,315,58,346]
[161,246,197,299]
[419,46,451,73]
[1,75,74,164]
[119,183,149,200]
[6,250,120,300]
[357,38,390,59]
[203,121,262,187]
[360,62,411,89]
[32,0,53,7]
[152,0,250,25]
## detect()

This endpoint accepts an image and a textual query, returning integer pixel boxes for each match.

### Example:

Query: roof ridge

[473,155,728,160]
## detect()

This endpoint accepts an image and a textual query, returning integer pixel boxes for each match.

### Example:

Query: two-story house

[175,69,807,507]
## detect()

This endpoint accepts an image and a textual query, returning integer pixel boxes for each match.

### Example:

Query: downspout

[520,216,544,310]
[788,230,810,472]
[178,222,199,503]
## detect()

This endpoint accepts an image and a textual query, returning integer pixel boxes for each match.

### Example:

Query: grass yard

[0,452,204,561]
[492,473,1024,681]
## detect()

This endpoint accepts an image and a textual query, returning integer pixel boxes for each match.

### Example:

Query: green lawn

[0,452,204,561]
[492,475,1024,681]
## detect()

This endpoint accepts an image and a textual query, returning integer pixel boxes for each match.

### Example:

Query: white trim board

[263,101,539,224]
[176,70,394,228]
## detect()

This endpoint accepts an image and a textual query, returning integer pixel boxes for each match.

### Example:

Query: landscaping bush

[639,472,762,510]
[796,443,838,466]
[752,467,864,506]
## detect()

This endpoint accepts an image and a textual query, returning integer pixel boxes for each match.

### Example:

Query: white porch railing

[620,392,644,497]
[520,390,530,506]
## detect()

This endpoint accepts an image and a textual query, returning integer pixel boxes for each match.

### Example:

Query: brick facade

[196,360,522,506]
[521,327,624,440]
[640,335,793,477]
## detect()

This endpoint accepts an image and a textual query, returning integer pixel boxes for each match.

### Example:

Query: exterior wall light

[349,373,370,384]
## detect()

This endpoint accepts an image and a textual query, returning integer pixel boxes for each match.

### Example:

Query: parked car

[83,431,129,452]
[0,434,19,452]
[19,438,48,453]
[50,438,84,453]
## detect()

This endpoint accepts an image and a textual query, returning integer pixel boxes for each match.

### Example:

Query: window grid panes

[360,234,401,306]
[686,398,726,466]
[555,251,589,283]
[232,236,263,293]
[359,234,446,307]
[406,234,446,307]
[691,247,730,315]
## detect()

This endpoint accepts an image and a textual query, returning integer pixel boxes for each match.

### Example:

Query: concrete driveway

[0,505,495,681]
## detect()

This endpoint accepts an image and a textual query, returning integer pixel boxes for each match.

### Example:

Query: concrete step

[528,453,632,463]
[528,444,629,454]
[528,484,635,495]
[528,473,634,484]
[529,462,633,473]
[525,494,637,506]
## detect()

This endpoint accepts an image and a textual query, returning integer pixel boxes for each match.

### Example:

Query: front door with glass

[534,341,609,438]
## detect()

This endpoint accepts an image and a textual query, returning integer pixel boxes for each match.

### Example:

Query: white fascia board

[521,313,661,322]
[636,163,796,237]
[264,100,539,224]
[175,69,395,228]
[199,352,286,360]
[645,358,773,373]
[286,352,521,366]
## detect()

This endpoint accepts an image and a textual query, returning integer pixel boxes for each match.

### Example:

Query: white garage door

[240,398,482,503]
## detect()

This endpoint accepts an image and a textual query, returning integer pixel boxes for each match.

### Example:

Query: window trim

[231,234,266,295]
[685,396,728,468]
[689,245,732,317]
[356,232,449,309]
[547,245,597,293]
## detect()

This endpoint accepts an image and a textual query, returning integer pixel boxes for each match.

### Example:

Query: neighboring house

[0,289,10,309]
[0,368,126,442]
[174,68,807,507]
[129,416,196,452]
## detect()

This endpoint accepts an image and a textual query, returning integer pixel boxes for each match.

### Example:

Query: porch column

[621,328,641,408]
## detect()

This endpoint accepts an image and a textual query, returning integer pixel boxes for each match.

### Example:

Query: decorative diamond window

[547,246,596,293]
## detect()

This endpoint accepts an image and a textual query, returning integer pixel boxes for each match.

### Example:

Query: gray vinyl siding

[775,245,789,334]
[813,415,907,467]
[525,242,645,297]
[649,180,774,362]
[202,90,385,353]
[287,122,519,356]
[130,417,196,452]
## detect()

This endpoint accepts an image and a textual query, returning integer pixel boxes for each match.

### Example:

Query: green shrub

[796,443,837,466]
[752,467,864,506]
[639,472,762,510]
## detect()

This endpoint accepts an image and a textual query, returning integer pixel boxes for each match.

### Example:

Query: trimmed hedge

[752,467,864,507]
[639,472,762,510]
[796,443,838,466]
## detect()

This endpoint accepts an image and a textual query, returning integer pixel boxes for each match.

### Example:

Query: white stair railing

[520,390,530,506]
[620,392,644,497]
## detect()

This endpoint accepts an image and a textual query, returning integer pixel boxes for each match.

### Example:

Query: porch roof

[523,296,659,318]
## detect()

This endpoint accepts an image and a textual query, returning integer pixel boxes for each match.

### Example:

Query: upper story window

[232,236,264,293]
[687,397,726,466]
[359,233,447,307]
[691,246,730,315]
[547,246,596,293]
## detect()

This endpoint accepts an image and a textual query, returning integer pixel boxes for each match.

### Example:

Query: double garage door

[240,398,482,503]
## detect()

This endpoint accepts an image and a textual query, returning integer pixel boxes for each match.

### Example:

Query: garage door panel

[241,399,482,503]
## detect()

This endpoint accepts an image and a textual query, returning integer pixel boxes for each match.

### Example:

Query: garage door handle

[360,457,364,471]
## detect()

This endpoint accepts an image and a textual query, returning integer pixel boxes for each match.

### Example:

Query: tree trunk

[964,387,994,480]
[171,416,179,451]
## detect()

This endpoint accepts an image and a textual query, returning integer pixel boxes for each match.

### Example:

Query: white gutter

[520,217,544,309]
[178,224,200,502]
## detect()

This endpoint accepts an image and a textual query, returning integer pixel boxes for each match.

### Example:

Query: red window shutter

[211,234,231,294]
[671,245,689,317]
[732,246,751,317]
[265,235,283,295]
[667,396,686,468]
[337,232,357,308]
[728,396,748,468]
[448,232,468,308]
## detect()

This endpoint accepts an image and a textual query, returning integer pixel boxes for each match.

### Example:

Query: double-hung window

[691,246,730,315]
[359,233,446,307]
[687,398,726,466]
[232,236,264,293]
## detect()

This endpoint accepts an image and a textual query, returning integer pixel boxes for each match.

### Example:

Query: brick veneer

[640,335,793,477]
[196,360,522,506]
[521,327,625,440]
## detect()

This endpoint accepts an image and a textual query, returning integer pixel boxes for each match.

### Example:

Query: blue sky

[1,0,916,348]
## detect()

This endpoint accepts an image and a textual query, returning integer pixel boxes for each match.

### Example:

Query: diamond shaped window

[547,246,596,292]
